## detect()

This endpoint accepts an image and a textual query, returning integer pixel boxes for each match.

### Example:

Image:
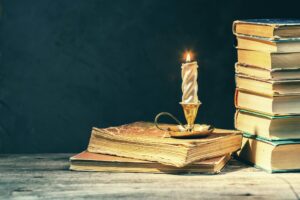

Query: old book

[237,134,300,173]
[235,63,300,81]
[233,19,300,39]
[235,110,300,140]
[237,49,300,70]
[235,89,300,116]
[70,151,231,174]
[235,74,300,96]
[87,122,242,167]
[236,35,300,53]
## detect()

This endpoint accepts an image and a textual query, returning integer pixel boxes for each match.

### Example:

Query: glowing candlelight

[186,53,191,62]
[181,52,199,104]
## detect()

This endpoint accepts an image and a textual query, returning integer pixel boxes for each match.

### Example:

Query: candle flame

[186,53,191,62]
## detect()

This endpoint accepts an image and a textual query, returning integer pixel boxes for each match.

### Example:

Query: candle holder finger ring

[154,110,214,139]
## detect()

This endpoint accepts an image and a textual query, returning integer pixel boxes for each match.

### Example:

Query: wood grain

[0,154,299,199]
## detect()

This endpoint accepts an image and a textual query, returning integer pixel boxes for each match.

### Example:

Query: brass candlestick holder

[154,51,213,138]
[180,102,201,131]
[154,101,214,139]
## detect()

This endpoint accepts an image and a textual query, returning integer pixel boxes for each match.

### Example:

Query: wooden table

[0,154,299,199]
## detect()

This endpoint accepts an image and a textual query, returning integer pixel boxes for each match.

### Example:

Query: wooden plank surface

[0,154,299,200]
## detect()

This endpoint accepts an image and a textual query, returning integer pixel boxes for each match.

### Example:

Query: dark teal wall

[1,0,300,153]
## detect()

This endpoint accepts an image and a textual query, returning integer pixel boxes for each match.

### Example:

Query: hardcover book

[235,89,300,116]
[87,122,242,167]
[237,133,300,173]
[236,35,300,53]
[70,151,231,174]
[235,63,300,81]
[233,19,300,39]
[237,49,300,70]
[235,74,300,96]
[235,109,300,140]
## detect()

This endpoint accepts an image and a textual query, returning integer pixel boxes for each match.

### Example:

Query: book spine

[234,109,240,129]
[234,89,239,108]
[234,62,239,74]
[232,20,239,36]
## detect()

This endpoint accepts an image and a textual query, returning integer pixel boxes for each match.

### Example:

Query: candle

[181,52,199,104]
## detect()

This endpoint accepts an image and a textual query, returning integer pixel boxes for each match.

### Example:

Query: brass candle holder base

[168,124,214,139]
[154,101,214,139]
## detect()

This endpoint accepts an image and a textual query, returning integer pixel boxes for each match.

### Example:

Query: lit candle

[181,52,199,104]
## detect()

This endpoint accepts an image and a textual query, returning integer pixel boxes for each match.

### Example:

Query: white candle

[181,53,199,104]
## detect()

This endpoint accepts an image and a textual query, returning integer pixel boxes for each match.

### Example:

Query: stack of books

[70,122,242,174]
[233,19,300,172]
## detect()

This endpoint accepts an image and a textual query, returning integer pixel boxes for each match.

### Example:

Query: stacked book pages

[70,122,242,174]
[233,19,300,172]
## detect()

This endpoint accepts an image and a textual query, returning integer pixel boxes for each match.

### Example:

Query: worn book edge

[69,151,231,174]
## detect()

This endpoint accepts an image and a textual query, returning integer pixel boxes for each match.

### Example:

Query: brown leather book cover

[70,151,231,174]
[87,122,242,167]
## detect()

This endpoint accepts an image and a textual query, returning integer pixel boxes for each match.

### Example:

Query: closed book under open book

[70,151,231,174]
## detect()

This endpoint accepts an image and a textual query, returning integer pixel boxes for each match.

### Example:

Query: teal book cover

[242,132,300,145]
[239,109,300,120]
[239,19,300,25]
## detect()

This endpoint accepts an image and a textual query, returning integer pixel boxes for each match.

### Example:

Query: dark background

[1,0,300,153]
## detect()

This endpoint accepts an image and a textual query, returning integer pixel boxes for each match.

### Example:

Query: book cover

[236,33,300,42]
[238,109,300,120]
[235,63,300,81]
[235,19,300,26]
[242,132,300,146]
